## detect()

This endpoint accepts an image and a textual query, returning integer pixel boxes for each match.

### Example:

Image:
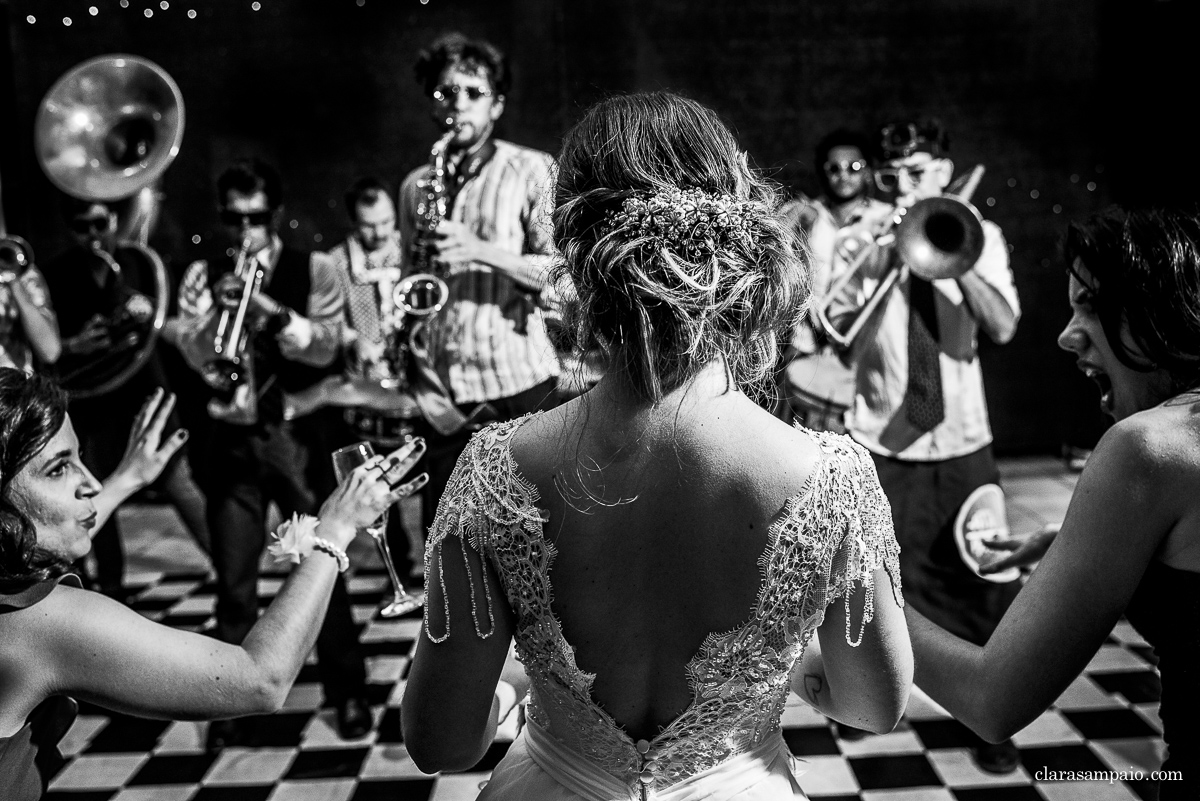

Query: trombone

[814,165,987,349]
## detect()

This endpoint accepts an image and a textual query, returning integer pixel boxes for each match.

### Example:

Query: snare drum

[784,347,855,433]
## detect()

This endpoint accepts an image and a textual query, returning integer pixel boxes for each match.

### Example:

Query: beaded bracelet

[311,537,350,573]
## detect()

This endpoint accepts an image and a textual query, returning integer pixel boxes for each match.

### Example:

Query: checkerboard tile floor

[45,457,1170,801]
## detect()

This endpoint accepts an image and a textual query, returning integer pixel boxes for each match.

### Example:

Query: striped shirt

[398,139,559,404]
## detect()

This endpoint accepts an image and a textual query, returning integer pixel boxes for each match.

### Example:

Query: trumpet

[814,165,986,349]
[202,236,260,391]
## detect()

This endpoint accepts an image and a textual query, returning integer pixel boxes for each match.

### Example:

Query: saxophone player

[398,32,560,547]
[169,159,372,749]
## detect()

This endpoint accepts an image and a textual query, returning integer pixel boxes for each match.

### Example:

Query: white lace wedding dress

[424,417,902,801]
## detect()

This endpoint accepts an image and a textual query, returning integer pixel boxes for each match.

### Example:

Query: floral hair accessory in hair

[268,513,321,565]
[602,188,767,258]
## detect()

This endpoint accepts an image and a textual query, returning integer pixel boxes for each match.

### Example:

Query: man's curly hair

[414,32,511,99]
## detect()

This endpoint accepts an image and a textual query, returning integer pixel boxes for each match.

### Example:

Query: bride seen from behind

[402,91,912,800]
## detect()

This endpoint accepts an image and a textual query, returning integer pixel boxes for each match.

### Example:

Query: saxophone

[409,121,459,277]
[381,124,458,382]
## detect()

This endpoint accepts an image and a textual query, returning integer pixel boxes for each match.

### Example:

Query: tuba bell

[34,54,182,398]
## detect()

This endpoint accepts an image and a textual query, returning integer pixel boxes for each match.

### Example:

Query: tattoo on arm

[803,673,824,705]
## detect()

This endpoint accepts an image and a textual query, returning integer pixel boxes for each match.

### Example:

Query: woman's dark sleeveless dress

[0,576,81,801]
[1123,561,1200,800]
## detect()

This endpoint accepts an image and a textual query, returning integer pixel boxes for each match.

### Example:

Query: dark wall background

[2,0,1195,453]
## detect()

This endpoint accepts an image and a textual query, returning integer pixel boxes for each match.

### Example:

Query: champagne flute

[331,441,424,618]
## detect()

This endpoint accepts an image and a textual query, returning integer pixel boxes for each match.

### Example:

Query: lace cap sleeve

[816,436,904,646]
[423,419,544,644]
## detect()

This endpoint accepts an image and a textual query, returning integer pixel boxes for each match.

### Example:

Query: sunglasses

[824,159,866,178]
[432,84,493,104]
[220,209,273,228]
[874,164,929,193]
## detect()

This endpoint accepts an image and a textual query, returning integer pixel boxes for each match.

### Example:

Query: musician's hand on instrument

[113,388,188,492]
[62,315,112,355]
[213,273,247,312]
[353,337,386,368]
[434,220,497,273]
[978,523,1059,575]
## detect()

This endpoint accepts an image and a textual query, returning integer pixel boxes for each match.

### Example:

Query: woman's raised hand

[114,388,188,491]
[317,438,428,548]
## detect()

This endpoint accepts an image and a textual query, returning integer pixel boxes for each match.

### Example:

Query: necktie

[906,276,945,432]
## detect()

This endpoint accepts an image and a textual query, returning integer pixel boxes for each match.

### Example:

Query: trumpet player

[170,159,371,748]
[827,117,1021,772]
[0,237,59,372]
[398,32,560,547]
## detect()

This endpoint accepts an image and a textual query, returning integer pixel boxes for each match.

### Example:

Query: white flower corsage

[268,513,321,565]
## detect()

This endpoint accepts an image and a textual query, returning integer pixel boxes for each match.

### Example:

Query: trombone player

[826,118,1022,773]
[169,159,371,748]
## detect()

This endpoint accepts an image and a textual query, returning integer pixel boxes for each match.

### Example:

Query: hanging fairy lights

[26,0,430,26]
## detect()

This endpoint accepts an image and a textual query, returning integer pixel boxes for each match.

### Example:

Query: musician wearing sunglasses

[827,118,1022,773]
[397,33,560,552]
[777,129,891,429]
[41,198,214,601]
[169,159,373,749]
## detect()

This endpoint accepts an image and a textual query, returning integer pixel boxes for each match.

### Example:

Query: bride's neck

[583,360,741,429]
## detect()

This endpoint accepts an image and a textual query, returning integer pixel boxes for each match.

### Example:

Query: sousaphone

[34,54,182,398]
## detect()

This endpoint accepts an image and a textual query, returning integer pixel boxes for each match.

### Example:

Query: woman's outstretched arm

[908,417,1180,741]
[19,442,426,723]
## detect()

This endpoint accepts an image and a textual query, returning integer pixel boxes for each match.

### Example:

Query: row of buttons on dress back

[636,738,657,800]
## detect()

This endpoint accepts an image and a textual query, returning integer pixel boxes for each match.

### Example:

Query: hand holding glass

[331,440,427,617]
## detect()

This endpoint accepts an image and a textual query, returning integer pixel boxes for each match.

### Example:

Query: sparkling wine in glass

[331,441,424,618]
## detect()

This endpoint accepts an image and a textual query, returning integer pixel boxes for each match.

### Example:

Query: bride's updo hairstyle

[0,368,71,591]
[552,92,810,402]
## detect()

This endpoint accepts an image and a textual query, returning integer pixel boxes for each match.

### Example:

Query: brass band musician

[169,159,371,748]
[42,198,209,597]
[0,239,59,373]
[397,33,561,547]
[828,118,1022,773]
[321,177,425,576]
[777,129,890,430]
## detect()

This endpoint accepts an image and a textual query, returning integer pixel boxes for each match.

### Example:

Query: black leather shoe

[335,696,373,740]
[973,738,1020,774]
[206,718,257,752]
